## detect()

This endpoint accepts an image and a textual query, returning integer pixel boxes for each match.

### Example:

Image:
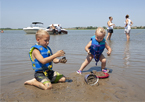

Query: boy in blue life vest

[77,27,112,75]
[24,29,67,90]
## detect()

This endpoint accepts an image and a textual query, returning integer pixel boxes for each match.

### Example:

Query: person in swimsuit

[124,15,133,41]
[106,16,115,40]
[24,29,67,90]
[76,27,112,75]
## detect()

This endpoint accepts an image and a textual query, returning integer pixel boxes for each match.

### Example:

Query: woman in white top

[106,16,115,40]
[124,15,133,41]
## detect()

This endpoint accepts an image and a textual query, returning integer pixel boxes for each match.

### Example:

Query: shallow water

[1,29,145,101]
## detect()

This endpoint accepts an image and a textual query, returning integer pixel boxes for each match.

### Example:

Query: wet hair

[36,29,49,39]
[95,27,106,36]
[109,16,112,19]
[126,15,129,18]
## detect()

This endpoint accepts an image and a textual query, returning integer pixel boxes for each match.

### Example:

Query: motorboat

[23,22,46,34]
[46,24,68,35]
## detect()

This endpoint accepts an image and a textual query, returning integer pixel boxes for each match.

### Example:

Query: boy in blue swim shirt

[24,29,67,90]
[77,27,112,75]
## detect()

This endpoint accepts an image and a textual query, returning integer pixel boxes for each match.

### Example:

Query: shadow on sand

[82,66,113,73]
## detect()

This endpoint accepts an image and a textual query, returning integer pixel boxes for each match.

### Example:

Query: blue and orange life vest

[29,44,53,72]
[90,35,105,65]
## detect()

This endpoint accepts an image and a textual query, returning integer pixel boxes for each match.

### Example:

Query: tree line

[66,26,145,30]
[1,26,145,30]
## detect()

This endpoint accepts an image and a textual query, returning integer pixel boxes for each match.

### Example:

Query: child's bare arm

[33,49,65,64]
[85,41,92,54]
[105,42,112,56]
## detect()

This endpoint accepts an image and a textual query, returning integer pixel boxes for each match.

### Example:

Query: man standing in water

[124,15,133,41]
[106,16,115,40]
[57,24,62,34]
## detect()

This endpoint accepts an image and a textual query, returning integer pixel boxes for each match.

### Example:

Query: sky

[0,0,145,28]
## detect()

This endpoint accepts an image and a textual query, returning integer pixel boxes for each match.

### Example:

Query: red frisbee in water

[97,72,109,79]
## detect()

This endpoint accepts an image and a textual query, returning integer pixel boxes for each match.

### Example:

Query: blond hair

[95,27,106,36]
[36,29,49,39]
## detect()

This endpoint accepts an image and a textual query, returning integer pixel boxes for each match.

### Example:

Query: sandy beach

[1,30,145,101]
[1,70,145,101]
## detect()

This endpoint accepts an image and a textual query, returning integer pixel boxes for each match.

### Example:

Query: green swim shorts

[34,70,64,84]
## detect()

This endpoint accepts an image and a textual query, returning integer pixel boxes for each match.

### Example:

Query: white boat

[46,24,68,35]
[23,22,46,34]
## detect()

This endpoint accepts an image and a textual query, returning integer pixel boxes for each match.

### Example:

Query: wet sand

[1,30,145,101]
[1,69,145,101]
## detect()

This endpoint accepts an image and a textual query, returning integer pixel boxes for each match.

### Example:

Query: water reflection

[106,40,114,68]
[123,41,130,67]
[106,40,113,48]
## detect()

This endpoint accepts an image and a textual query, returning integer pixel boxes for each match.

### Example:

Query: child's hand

[107,51,111,56]
[59,57,67,63]
[55,50,65,57]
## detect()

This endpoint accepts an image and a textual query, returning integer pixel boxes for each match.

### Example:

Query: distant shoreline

[65,28,145,30]
[0,29,23,30]
[0,26,145,30]
[65,26,145,30]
